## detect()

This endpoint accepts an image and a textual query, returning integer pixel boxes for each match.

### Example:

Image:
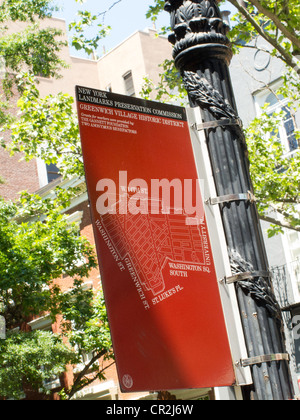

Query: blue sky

[53,0,236,59]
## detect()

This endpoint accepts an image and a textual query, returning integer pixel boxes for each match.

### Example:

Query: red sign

[76,86,235,392]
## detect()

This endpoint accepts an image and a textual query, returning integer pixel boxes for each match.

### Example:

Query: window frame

[254,83,299,156]
[123,70,135,97]
[28,315,61,391]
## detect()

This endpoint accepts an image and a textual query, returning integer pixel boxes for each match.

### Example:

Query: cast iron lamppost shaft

[164,0,294,400]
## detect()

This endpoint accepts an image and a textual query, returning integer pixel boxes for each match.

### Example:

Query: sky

[53,0,237,59]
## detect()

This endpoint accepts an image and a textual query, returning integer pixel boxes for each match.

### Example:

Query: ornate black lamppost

[164,0,294,400]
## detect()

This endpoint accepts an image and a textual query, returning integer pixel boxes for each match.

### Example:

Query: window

[254,87,299,154]
[123,71,135,97]
[28,315,61,391]
[37,160,61,188]
[72,380,118,400]
[46,163,60,183]
[0,315,5,340]
[287,231,300,262]
[32,54,51,79]
[0,56,5,78]
[265,91,298,153]
[282,106,298,152]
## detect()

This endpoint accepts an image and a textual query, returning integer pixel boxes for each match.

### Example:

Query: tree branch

[228,0,300,75]
[259,214,300,233]
[247,0,300,52]
[98,0,122,22]
[67,349,109,400]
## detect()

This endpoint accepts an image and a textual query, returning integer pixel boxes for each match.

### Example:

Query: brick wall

[0,86,40,200]
[0,146,40,201]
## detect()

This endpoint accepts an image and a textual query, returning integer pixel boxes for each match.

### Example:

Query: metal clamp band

[241,353,290,368]
[224,270,271,285]
[206,191,256,206]
[192,118,243,131]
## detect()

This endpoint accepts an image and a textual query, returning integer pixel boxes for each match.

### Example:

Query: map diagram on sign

[99,196,208,297]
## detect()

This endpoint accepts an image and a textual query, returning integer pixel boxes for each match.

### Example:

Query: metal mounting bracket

[205,191,256,206]
[241,353,290,368]
[223,270,271,285]
[191,118,243,131]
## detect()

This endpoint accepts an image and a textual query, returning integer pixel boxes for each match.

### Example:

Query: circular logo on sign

[122,374,133,389]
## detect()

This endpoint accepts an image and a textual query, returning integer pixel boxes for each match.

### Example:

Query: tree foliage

[141,59,187,105]
[0,330,77,400]
[226,0,300,235]
[59,290,113,400]
[247,103,300,235]
[0,193,113,400]
[228,0,300,73]
[1,73,84,179]
[69,9,111,57]
[0,0,66,95]
[0,195,97,328]
[0,0,67,143]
